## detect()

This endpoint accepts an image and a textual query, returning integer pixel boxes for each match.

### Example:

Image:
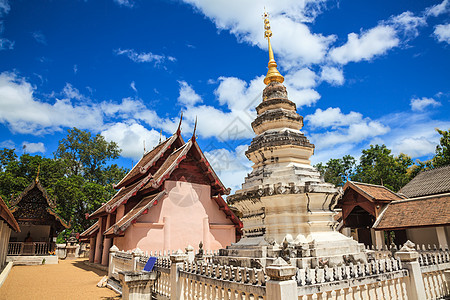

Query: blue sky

[0,0,449,192]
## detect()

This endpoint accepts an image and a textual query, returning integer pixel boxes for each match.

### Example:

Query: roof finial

[159,129,162,144]
[176,112,183,135]
[35,164,40,183]
[143,140,146,154]
[192,116,197,142]
[262,11,284,85]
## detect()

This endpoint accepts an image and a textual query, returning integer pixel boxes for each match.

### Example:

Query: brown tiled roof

[115,134,181,189]
[79,221,99,241]
[345,181,405,202]
[399,165,450,198]
[0,196,20,232]
[373,193,450,230]
[90,174,153,218]
[104,191,166,236]
[144,142,192,189]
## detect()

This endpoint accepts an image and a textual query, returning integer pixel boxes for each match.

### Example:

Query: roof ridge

[391,192,450,203]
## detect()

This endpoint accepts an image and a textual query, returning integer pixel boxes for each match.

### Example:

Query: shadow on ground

[71,259,107,277]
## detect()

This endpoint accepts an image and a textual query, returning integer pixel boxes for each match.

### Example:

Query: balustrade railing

[7,242,54,256]
[109,243,450,300]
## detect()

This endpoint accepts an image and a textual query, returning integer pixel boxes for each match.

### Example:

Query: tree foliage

[0,128,128,233]
[315,128,450,192]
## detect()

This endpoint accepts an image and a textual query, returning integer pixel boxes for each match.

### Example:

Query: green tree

[315,155,356,187]
[352,145,413,191]
[432,128,450,168]
[54,128,123,184]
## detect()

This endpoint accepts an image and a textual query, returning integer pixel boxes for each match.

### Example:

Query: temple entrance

[345,205,376,247]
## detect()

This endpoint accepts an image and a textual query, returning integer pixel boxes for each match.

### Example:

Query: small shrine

[81,119,242,266]
[7,175,70,256]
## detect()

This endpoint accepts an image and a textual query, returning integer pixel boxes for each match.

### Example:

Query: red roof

[343,181,405,202]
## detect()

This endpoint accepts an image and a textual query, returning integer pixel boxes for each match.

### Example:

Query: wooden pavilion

[8,176,70,256]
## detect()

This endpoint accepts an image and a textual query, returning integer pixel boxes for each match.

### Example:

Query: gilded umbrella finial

[262,11,284,85]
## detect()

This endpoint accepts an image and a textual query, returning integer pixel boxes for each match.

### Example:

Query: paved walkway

[0,259,120,300]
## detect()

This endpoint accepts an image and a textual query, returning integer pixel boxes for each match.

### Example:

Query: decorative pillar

[163,216,171,251]
[119,271,157,300]
[89,236,96,263]
[202,217,210,251]
[101,214,112,266]
[374,230,384,250]
[185,245,194,263]
[395,241,426,300]
[108,245,119,279]
[266,258,298,300]
[94,216,104,264]
[436,227,448,248]
[170,250,188,300]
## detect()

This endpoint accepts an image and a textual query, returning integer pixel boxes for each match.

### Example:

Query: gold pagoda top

[263,12,284,85]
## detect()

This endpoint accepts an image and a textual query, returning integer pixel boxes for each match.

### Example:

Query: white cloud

[22,142,45,154]
[387,11,426,39]
[434,23,450,44]
[100,97,161,125]
[130,81,137,92]
[205,144,252,193]
[0,0,10,16]
[0,139,14,149]
[0,72,103,134]
[101,122,163,160]
[320,66,344,86]
[329,25,399,64]
[393,137,436,157]
[0,37,13,50]
[285,68,317,89]
[410,97,441,111]
[113,0,135,8]
[114,48,175,65]
[182,0,335,67]
[62,83,84,100]
[32,31,47,45]
[178,81,202,106]
[305,107,363,128]
[425,0,449,17]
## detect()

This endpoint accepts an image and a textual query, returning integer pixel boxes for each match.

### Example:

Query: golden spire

[263,12,284,85]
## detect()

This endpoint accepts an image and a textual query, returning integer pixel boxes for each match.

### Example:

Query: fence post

[170,249,188,300]
[395,241,426,300]
[119,271,157,300]
[266,258,297,300]
[108,245,119,279]
[132,248,144,272]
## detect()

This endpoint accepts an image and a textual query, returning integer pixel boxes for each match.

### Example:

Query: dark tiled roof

[79,221,99,240]
[104,191,166,236]
[115,135,179,189]
[144,142,191,189]
[0,196,20,232]
[345,181,404,202]
[373,193,450,230]
[399,165,450,198]
[90,174,152,218]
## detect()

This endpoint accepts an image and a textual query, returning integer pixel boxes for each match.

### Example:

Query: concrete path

[0,258,119,300]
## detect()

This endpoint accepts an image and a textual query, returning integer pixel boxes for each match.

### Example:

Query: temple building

[219,13,364,268]
[81,121,242,266]
[337,181,406,248]
[0,196,20,270]
[373,165,450,247]
[7,176,70,259]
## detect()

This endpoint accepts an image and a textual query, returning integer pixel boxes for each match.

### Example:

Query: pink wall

[115,181,236,252]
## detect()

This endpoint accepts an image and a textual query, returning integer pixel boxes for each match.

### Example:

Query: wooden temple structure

[81,119,242,266]
[336,181,406,248]
[7,176,70,256]
[0,196,20,269]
